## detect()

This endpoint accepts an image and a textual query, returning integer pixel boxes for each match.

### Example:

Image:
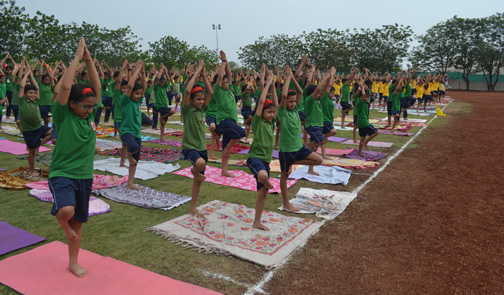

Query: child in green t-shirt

[18,61,52,177]
[49,38,102,278]
[246,74,277,231]
[0,73,9,129]
[120,60,146,191]
[181,60,213,216]
[278,66,322,212]
[37,60,55,127]
[354,82,378,157]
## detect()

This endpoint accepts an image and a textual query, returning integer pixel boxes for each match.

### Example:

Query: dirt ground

[266,91,504,294]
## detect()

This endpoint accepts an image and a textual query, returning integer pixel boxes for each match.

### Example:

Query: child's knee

[257,170,269,182]
[56,206,75,219]
[195,158,206,170]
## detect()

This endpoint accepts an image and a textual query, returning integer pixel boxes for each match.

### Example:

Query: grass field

[0,101,455,294]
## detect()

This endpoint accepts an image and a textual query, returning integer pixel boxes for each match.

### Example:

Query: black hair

[287,90,297,97]
[69,83,96,102]
[121,79,128,86]
[24,85,37,93]
[113,71,120,78]
[330,87,335,92]
[342,78,348,83]
[212,74,228,85]
[190,84,205,99]
[42,74,50,81]
[306,84,317,97]
[80,71,87,77]
[241,84,248,93]
[6,66,13,70]
[132,82,142,92]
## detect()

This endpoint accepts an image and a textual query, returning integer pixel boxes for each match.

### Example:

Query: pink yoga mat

[341,139,393,148]
[173,166,296,194]
[0,139,51,155]
[316,148,354,156]
[0,241,222,295]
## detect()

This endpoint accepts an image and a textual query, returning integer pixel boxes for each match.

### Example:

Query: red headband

[82,88,94,95]
[190,86,204,95]
[263,99,273,108]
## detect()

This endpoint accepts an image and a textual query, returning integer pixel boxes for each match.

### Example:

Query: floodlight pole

[212,24,221,55]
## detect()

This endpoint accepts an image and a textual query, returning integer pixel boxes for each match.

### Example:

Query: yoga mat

[94,158,180,180]
[0,241,222,295]
[93,184,191,210]
[0,221,45,256]
[148,200,323,269]
[345,149,388,161]
[95,127,114,137]
[327,136,348,143]
[279,188,357,220]
[101,146,182,163]
[207,159,247,167]
[287,165,352,185]
[173,166,296,194]
[0,167,50,190]
[269,160,304,173]
[321,157,380,169]
[316,147,354,157]
[0,139,51,155]
[147,139,183,147]
[0,125,22,137]
[141,127,179,135]
[95,138,122,151]
[341,139,393,148]
[206,143,250,154]
[378,129,414,136]
[28,189,111,216]
[26,174,129,191]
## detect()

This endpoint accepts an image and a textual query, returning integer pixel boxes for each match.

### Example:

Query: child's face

[26,89,37,101]
[34,70,40,77]
[222,78,230,90]
[159,79,165,86]
[120,85,128,94]
[5,68,12,75]
[190,93,205,109]
[70,96,96,119]
[262,106,276,122]
[43,76,51,85]
[329,90,335,96]
[286,96,297,111]
[104,74,110,80]
[361,94,370,102]
[131,89,143,102]
[0,76,5,83]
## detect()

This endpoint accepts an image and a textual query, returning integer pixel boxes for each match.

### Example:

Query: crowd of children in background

[0,40,449,277]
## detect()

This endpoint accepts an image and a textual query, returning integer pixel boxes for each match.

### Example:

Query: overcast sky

[15,0,503,66]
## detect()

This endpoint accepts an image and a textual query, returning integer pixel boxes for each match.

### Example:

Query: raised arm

[183,60,203,107]
[281,65,292,108]
[125,60,143,97]
[58,39,85,105]
[256,74,274,116]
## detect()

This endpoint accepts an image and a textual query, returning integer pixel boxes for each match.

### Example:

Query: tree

[451,17,480,90]
[475,13,504,92]
[0,0,28,59]
[301,29,353,72]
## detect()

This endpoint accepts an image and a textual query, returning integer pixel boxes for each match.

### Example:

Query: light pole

[212,24,221,55]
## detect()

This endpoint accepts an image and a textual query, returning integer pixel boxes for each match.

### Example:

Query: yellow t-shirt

[372,82,379,93]
[416,85,424,98]
[438,83,446,91]
[379,82,385,94]
[333,82,342,95]
[383,82,390,96]
[410,79,417,89]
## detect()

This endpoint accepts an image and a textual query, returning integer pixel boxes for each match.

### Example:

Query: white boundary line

[243,101,452,295]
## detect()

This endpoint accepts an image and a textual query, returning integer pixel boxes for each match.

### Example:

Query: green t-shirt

[232,84,241,96]
[172,82,181,95]
[341,84,350,102]
[277,105,303,152]
[254,88,261,101]
[404,81,412,97]
[181,103,208,151]
[0,82,6,99]
[38,82,53,106]
[76,77,90,85]
[112,86,122,123]
[19,96,42,132]
[304,94,323,128]
[5,74,13,92]
[355,96,370,129]
[214,84,238,125]
[389,92,400,112]
[247,113,275,163]
[120,93,143,138]
[101,78,114,98]
[241,93,253,108]
[205,95,218,118]
[154,84,168,109]
[11,83,20,106]
[145,85,152,96]
[49,100,97,179]
[320,92,334,123]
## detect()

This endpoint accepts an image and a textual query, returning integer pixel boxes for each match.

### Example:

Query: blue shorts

[305,126,324,143]
[102,96,113,108]
[423,95,433,101]
[417,97,424,103]
[141,113,153,125]
[206,116,216,127]
[145,94,151,106]
[120,133,141,162]
[39,105,51,119]
[114,121,122,130]
[241,106,252,121]
[439,90,446,95]
[22,126,52,149]
[298,111,307,122]
[149,103,157,111]
[391,110,401,116]
[340,101,352,111]
[49,177,93,223]
[387,101,393,116]
[400,98,411,109]
[279,146,313,173]
[382,96,389,102]
[157,106,172,116]
[51,126,58,141]
[359,124,378,137]
[182,149,208,174]
[322,121,334,134]
[216,119,245,149]
[246,158,270,191]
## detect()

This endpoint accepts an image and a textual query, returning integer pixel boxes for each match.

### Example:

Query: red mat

[0,241,222,295]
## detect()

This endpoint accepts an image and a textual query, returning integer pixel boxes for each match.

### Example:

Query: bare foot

[152,127,159,130]
[208,156,219,160]
[126,183,142,190]
[364,143,370,151]
[221,171,235,178]
[191,167,206,182]
[283,203,300,212]
[353,140,358,143]
[252,222,270,231]
[119,163,129,168]
[307,170,320,176]
[322,155,332,160]
[68,264,88,278]
[28,170,40,177]
[358,152,365,157]
[188,208,204,217]
[263,180,274,190]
